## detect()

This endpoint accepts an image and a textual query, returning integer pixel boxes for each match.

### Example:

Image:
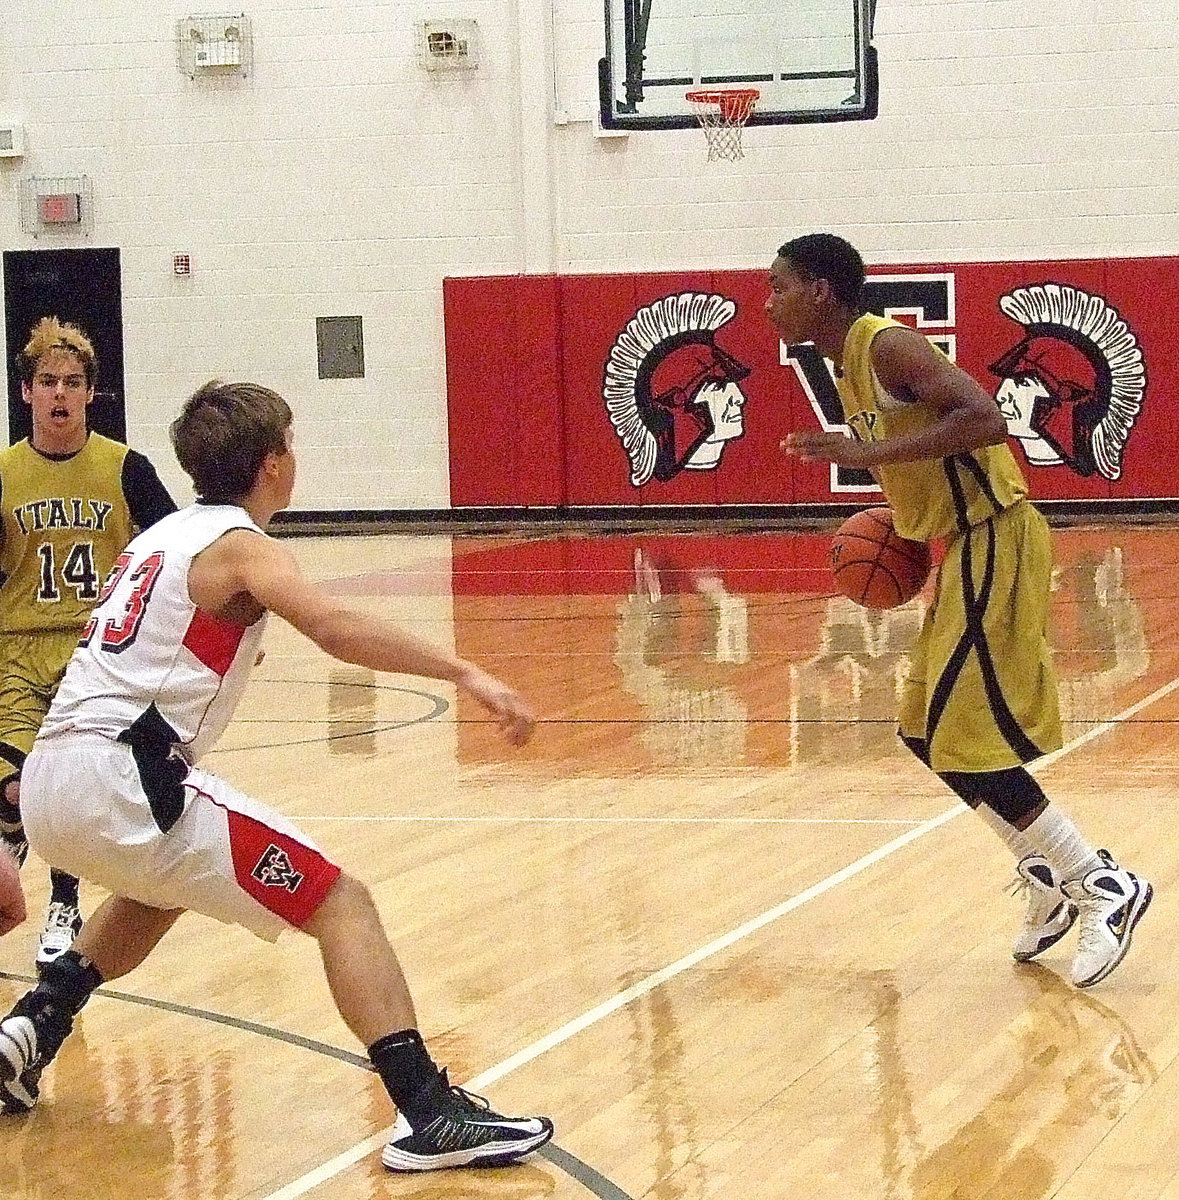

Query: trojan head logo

[604,293,751,486]
[989,284,1146,480]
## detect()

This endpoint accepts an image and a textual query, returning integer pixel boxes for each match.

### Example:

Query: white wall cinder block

[1,0,1175,509]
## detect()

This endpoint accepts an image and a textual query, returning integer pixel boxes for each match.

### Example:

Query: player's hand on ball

[458,666,536,746]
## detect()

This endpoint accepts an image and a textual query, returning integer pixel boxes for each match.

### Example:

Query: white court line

[261,674,1179,1200]
[294,815,928,825]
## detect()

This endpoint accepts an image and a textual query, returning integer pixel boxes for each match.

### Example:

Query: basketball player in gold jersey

[0,318,175,968]
[769,233,1151,988]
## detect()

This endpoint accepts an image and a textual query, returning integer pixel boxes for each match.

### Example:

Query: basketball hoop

[685,88,759,161]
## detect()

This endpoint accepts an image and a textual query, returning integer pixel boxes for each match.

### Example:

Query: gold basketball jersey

[0,435,137,634]
[835,314,1027,541]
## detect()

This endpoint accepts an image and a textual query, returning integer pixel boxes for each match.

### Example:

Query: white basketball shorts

[22,735,341,941]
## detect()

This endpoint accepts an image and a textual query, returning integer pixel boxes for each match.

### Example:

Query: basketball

[830,507,932,609]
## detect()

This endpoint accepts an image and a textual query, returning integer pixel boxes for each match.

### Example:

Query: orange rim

[685,88,760,121]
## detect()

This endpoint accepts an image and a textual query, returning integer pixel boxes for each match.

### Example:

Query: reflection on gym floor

[1,523,1175,1200]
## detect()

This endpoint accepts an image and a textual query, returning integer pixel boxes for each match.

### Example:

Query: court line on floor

[259,673,1179,1200]
[296,815,929,825]
[0,972,626,1200]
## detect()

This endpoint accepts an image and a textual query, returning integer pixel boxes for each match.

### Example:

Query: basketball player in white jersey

[0,380,553,1172]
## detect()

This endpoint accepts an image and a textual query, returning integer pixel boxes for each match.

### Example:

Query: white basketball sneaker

[1062,851,1152,988]
[1011,855,1078,962]
[36,901,83,971]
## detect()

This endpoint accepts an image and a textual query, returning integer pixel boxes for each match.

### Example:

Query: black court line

[0,971,635,1200]
[204,684,449,753]
[542,1146,635,1200]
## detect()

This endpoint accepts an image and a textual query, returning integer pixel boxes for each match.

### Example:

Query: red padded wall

[445,256,1179,507]
[444,274,563,506]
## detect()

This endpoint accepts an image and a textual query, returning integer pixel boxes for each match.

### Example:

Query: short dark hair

[777,233,865,308]
[19,316,97,388]
[171,380,292,504]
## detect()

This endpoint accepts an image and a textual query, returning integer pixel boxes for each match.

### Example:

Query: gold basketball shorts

[898,499,1063,773]
[0,629,82,776]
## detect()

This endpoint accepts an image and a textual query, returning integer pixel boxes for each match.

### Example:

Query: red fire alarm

[37,193,82,225]
[173,253,192,276]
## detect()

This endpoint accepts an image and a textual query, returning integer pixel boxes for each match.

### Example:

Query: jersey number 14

[36,540,100,603]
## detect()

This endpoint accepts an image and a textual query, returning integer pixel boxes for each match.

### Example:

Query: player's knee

[329,871,372,905]
[939,766,1045,822]
[939,770,983,808]
[977,768,1047,826]
[0,772,19,812]
[309,871,379,934]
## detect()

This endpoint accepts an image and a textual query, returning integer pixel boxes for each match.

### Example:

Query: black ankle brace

[34,950,104,1017]
[6,952,103,1068]
[368,1028,442,1113]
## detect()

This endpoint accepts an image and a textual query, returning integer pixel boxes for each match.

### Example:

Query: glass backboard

[599,0,877,130]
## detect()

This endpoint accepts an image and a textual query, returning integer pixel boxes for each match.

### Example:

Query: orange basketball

[830,507,932,609]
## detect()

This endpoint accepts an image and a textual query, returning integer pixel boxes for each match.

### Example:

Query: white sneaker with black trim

[36,902,82,970]
[0,1015,41,1114]
[382,1070,554,1172]
[1011,855,1078,962]
[1062,851,1152,988]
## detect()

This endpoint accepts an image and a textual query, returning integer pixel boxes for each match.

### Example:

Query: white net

[686,90,759,161]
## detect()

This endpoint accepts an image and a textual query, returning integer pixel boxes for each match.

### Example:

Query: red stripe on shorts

[225,807,341,928]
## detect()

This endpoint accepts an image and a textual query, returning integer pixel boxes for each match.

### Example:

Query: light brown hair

[171,380,292,503]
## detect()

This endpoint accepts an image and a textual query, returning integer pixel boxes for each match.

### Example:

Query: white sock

[1021,806,1103,883]
[974,804,1035,861]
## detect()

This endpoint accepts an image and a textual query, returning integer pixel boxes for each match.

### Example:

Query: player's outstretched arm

[225,532,536,746]
[0,849,27,936]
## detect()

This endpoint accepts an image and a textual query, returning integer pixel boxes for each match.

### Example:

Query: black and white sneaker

[1011,855,1078,962]
[0,1015,42,1115]
[381,1070,553,1172]
[0,987,80,1115]
[1063,850,1153,988]
[36,902,83,971]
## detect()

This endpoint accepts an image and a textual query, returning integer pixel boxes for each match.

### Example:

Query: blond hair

[18,317,97,388]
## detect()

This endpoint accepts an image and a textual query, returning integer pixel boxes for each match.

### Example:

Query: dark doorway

[3,247,126,445]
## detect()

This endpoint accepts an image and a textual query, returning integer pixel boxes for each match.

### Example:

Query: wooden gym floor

[1,521,1177,1200]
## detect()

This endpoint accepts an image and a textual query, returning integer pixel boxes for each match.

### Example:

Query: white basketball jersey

[39,503,267,761]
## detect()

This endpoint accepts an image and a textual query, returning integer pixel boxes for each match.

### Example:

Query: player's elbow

[960,397,1008,448]
[980,405,1009,446]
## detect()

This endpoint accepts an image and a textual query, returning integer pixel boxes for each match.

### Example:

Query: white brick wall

[1,1,1175,509]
